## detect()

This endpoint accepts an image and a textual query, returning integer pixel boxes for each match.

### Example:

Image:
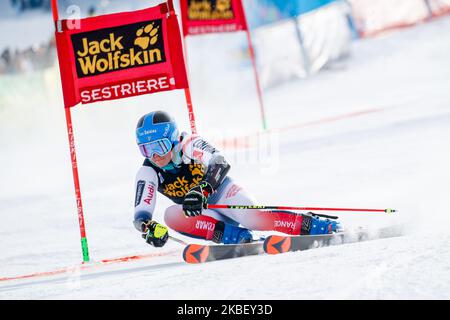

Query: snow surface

[1,13,450,299]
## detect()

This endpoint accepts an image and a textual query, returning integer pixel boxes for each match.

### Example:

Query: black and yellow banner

[180,0,247,36]
[187,0,235,21]
[71,20,166,78]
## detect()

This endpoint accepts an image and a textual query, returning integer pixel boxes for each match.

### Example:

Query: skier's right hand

[141,220,169,247]
[182,182,213,217]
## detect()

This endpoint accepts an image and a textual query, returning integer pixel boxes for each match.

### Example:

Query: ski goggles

[139,138,172,158]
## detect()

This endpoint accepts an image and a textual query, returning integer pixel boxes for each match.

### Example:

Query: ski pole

[207,204,396,214]
[169,235,189,246]
[142,233,189,246]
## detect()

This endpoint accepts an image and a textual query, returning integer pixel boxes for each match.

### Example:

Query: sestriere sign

[180,0,247,36]
[54,3,188,108]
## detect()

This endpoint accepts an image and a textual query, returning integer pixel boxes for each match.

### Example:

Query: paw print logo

[189,164,204,177]
[134,23,160,50]
[216,0,231,12]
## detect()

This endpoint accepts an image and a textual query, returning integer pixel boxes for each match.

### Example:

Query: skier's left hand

[182,182,213,217]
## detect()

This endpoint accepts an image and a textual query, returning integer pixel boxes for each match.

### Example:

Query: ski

[183,241,265,264]
[263,225,404,255]
[182,225,404,262]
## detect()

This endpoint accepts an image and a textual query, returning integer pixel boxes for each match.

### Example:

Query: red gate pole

[64,108,90,262]
[245,28,268,131]
[51,0,90,263]
[168,0,198,134]
[184,87,198,134]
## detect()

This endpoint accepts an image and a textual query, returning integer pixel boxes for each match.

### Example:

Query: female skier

[133,111,339,247]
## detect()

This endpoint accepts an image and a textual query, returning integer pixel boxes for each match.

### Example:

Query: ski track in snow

[1,14,450,299]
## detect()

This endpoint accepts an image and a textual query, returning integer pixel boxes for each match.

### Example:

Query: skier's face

[151,150,172,167]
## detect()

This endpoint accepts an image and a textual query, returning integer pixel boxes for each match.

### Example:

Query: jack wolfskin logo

[161,165,205,198]
[72,19,166,78]
[188,0,234,20]
[189,164,205,177]
[134,23,160,50]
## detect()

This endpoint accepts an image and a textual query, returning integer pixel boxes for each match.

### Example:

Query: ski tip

[183,244,210,264]
[263,235,292,254]
[385,208,397,213]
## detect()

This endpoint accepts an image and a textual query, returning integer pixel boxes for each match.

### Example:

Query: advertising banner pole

[245,27,268,130]
[51,0,90,263]
[169,0,198,134]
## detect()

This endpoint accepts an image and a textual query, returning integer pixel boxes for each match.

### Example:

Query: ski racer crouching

[133,111,340,247]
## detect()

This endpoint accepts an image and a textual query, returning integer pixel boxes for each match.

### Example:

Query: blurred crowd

[0,39,56,75]
[0,0,112,76]
[10,0,51,12]
[0,0,54,74]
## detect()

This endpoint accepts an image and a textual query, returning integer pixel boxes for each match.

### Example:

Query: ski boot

[212,221,253,244]
[304,212,343,235]
[329,219,343,233]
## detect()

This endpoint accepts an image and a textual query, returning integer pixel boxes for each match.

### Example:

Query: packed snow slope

[1,15,450,299]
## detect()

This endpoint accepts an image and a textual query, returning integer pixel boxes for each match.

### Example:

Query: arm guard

[203,154,230,191]
[181,135,231,191]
